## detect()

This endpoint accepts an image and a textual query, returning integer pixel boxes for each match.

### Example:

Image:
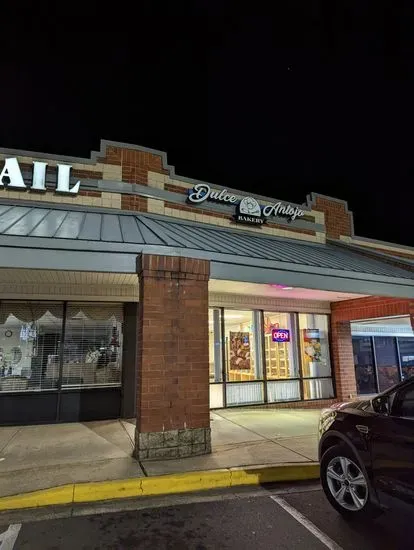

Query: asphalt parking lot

[0,484,412,549]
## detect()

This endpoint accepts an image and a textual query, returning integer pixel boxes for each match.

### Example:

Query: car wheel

[320,443,381,520]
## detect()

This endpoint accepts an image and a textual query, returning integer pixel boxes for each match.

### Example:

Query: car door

[370,381,414,510]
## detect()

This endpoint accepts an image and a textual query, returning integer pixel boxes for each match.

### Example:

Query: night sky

[2,3,413,246]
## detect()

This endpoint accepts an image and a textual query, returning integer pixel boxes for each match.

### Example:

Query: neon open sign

[272,329,290,343]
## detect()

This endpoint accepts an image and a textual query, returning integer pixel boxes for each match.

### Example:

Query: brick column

[135,254,211,460]
[331,318,357,401]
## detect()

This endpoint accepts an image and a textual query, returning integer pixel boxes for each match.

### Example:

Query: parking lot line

[270,495,343,550]
[0,524,21,550]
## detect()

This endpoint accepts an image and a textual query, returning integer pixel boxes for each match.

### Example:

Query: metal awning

[1,202,414,298]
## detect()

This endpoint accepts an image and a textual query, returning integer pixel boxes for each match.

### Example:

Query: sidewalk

[0,409,321,512]
[0,409,320,500]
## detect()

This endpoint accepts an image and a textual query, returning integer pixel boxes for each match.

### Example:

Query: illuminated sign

[0,157,80,194]
[187,183,305,225]
[272,329,290,343]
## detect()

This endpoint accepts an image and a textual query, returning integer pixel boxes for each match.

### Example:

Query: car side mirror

[372,395,390,415]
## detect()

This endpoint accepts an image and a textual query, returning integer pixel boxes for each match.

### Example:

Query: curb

[0,463,320,512]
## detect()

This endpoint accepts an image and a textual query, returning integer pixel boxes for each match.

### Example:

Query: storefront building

[0,140,414,459]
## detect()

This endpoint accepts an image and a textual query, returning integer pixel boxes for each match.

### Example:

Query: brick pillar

[331,318,357,401]
[135,254,211,460]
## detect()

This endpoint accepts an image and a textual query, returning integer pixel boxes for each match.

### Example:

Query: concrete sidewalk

[0,409,320,498]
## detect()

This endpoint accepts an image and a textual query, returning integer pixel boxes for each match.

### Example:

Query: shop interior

[0,303,123,393]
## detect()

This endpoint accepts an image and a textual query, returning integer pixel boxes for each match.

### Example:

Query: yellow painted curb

[0,463,320,512]
[0,485,73,512]
[74,478,142,504]
[141,469,232,497]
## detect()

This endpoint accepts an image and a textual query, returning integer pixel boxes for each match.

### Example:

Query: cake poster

[229,332,251,370]
[302,329,322,362]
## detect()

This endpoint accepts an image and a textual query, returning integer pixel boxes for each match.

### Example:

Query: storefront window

[298,313,332,400]
[0,301,124,393]
[209,308,224,407]
[303,378,334,400]
[209,308,222,383]
[224,310,264,405]
[398,337,414,381]
[298,314,331,378]
[264,312,298,379]
[352,337,377,394]
[224,310,261,382]
[373,337,400,392]
[62,304,123,387]
[0,302,63,392]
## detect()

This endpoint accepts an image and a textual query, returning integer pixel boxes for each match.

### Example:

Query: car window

[393,384,414,418]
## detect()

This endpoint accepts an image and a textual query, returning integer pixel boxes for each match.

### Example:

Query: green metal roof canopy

[0,203,413,298]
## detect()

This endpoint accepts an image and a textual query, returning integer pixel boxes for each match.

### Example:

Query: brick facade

[331,319,357,401]
[312,196,353,239]
[135,254,211,460]
[331,296,414,400]
[331,296,412,322]
[98,145,168,185]
[121,195,148,212]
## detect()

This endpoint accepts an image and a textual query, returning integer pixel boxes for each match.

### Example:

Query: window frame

[0,299,124,394]
[208,306,334,408]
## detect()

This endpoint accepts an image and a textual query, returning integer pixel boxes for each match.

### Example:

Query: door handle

[356,424,369,434]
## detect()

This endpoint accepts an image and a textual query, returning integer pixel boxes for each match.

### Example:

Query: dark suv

[319,377,414,519]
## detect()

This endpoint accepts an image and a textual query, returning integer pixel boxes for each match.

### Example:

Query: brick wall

[312,196,352,239]
[369,247,414,260]
[121,195,148,212]
[330,319,357,400]
[136,254,210,434]
[331,296,412,322]
[98,146,168,185]
[331,295,414,401]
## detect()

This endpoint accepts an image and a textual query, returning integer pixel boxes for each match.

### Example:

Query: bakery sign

[187,184,305,226]
[0,157,80,194]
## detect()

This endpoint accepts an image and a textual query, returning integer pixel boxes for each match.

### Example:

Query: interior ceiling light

[270,284,294,290]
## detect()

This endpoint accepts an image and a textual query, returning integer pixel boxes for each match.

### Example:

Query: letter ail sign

[0,157,80,194]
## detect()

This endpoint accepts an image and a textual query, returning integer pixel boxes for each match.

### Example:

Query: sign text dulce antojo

[0,157,80,194]
[187,183,305,226]
[271,329,290,343]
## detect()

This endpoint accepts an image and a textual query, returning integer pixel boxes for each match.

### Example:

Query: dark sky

[1,2,413,246]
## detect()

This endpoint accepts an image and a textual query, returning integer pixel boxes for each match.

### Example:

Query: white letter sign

[0,158,82,194]
[55,164,80,194]
[31,161,48,191]
[0,158,26,189]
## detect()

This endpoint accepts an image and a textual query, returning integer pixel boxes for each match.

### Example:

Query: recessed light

[270,284,293,290]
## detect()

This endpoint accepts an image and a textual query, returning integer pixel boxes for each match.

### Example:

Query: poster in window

[229,331,251,370]
[264,317,279,335]
[302,329,322,362]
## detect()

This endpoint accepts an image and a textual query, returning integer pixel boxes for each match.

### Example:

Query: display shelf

[264,333,290,379]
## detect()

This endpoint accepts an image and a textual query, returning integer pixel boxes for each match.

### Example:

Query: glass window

[224,310,261,382]
[398,337,414,381]
[352,337,377,394]
[0,302,63,392]
[62,303,123,387]
[303,378,334,400]
[394,384,414,418]
[264,312,298,379]
[298,314,331,378]
[373,337,400,392]
[209,308,222,383]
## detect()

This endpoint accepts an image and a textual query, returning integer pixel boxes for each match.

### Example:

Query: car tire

[320,443,382,520]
